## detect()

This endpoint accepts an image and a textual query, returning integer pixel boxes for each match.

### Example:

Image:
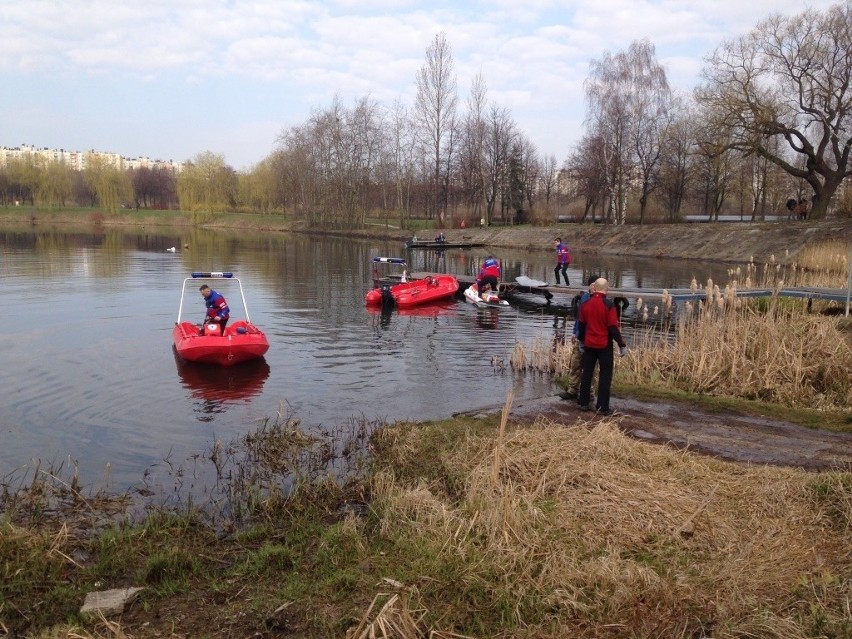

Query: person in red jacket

[476,256,501,294]
[576,277,627,416]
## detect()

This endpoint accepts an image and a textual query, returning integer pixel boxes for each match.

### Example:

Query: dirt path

[462,394,852,472]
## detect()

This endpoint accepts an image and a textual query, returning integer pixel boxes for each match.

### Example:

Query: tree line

[2,3,851,225]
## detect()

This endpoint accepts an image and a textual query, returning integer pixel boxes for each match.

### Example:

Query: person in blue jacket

[200,284,230,335]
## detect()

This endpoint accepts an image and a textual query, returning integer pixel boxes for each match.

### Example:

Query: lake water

[1,227,733,492]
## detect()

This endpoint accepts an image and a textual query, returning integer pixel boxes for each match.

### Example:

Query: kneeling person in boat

[477,256,501,295]
[200,284,230,335]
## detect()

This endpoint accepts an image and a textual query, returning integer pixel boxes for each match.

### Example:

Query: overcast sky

[0,0,837,170]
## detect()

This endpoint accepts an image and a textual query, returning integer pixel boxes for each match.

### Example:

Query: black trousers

[554,264,569,285]
[578,344,614,410]
[477,275,499,292]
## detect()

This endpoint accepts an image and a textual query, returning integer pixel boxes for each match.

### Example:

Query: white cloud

[0,0,841,168]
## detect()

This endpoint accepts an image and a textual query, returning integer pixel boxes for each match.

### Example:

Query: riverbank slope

[6,207,851,263]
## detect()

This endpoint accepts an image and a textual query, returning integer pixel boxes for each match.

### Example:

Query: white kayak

[464,285,511,308]
[515,275,549,288]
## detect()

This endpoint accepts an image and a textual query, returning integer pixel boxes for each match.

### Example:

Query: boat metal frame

[176,271,253,325]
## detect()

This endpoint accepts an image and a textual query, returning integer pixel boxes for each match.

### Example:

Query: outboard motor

[380,285,396,308]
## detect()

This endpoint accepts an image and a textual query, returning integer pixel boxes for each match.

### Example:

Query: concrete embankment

[391,220,852,264]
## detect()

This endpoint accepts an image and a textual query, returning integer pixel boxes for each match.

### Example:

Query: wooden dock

[405,240,485,249]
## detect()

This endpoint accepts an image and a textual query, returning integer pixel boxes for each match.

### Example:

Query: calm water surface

[1,227,733,491]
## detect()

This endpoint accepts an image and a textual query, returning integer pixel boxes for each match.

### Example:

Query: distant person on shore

[577,278,627,416]
[560,274,599,401]
[477,256,501,295]
[796,198,809,220]
[200,284,230,335]
[435,232,446,243]
[554,237,571,286]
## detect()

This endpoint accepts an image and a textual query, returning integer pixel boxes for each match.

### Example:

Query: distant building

[0,143,184,173]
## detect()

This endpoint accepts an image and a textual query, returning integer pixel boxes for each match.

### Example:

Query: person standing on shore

[554,237,571,286]
[560,274,599,401]
[577,278,627,416]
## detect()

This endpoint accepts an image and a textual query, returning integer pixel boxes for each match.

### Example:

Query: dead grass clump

[369,419,852,637]
[347,584,428,639]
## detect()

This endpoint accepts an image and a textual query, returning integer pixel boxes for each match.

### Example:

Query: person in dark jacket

[200,284,230,335]
[577,278,627,416]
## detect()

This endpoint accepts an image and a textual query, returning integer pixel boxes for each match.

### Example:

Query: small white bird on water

[166,247,176,252]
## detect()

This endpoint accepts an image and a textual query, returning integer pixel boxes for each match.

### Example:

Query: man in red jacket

[576,278,628,416]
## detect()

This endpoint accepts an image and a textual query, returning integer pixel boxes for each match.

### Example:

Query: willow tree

[37,159,73,207]
[177,151,235,213]
[696,3,852,219]
[83,155,132,214]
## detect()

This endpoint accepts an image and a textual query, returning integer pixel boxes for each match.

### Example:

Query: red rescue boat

[364,257,459,308]
[172,272,270,366]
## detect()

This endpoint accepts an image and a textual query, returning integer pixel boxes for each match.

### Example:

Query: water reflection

[366,300,458,330]
[173,352,270,421]
[474,307,501,330]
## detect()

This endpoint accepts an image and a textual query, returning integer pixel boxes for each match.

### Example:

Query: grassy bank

[0,205,298,233]
[2,408,850,638]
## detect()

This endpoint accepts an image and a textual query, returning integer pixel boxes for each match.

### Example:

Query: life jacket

[480,258,501,279]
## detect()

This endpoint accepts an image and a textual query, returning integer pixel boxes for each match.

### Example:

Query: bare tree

[566,133,608,221]
[515,134,540,222]
[414,32,458,219]
[693,121,737,221]
[696,3,852,218]
[585,40,670,224]
[631,45,672,224]
[387,99,417,227]
[482,105,516,226]
[658,97,695,221]
[457,73,488,225]
[539,154,559,215]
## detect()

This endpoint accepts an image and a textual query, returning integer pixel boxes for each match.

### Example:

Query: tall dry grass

[724,241,849,290]
[370,417,852,638]
[621,282,852,410]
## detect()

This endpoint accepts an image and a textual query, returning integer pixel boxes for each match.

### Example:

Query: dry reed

[621,284,852,409]
[370,417,852,637]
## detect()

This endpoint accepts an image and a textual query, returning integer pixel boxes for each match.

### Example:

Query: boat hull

[365,275,459,308]
[172,319,269,366]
